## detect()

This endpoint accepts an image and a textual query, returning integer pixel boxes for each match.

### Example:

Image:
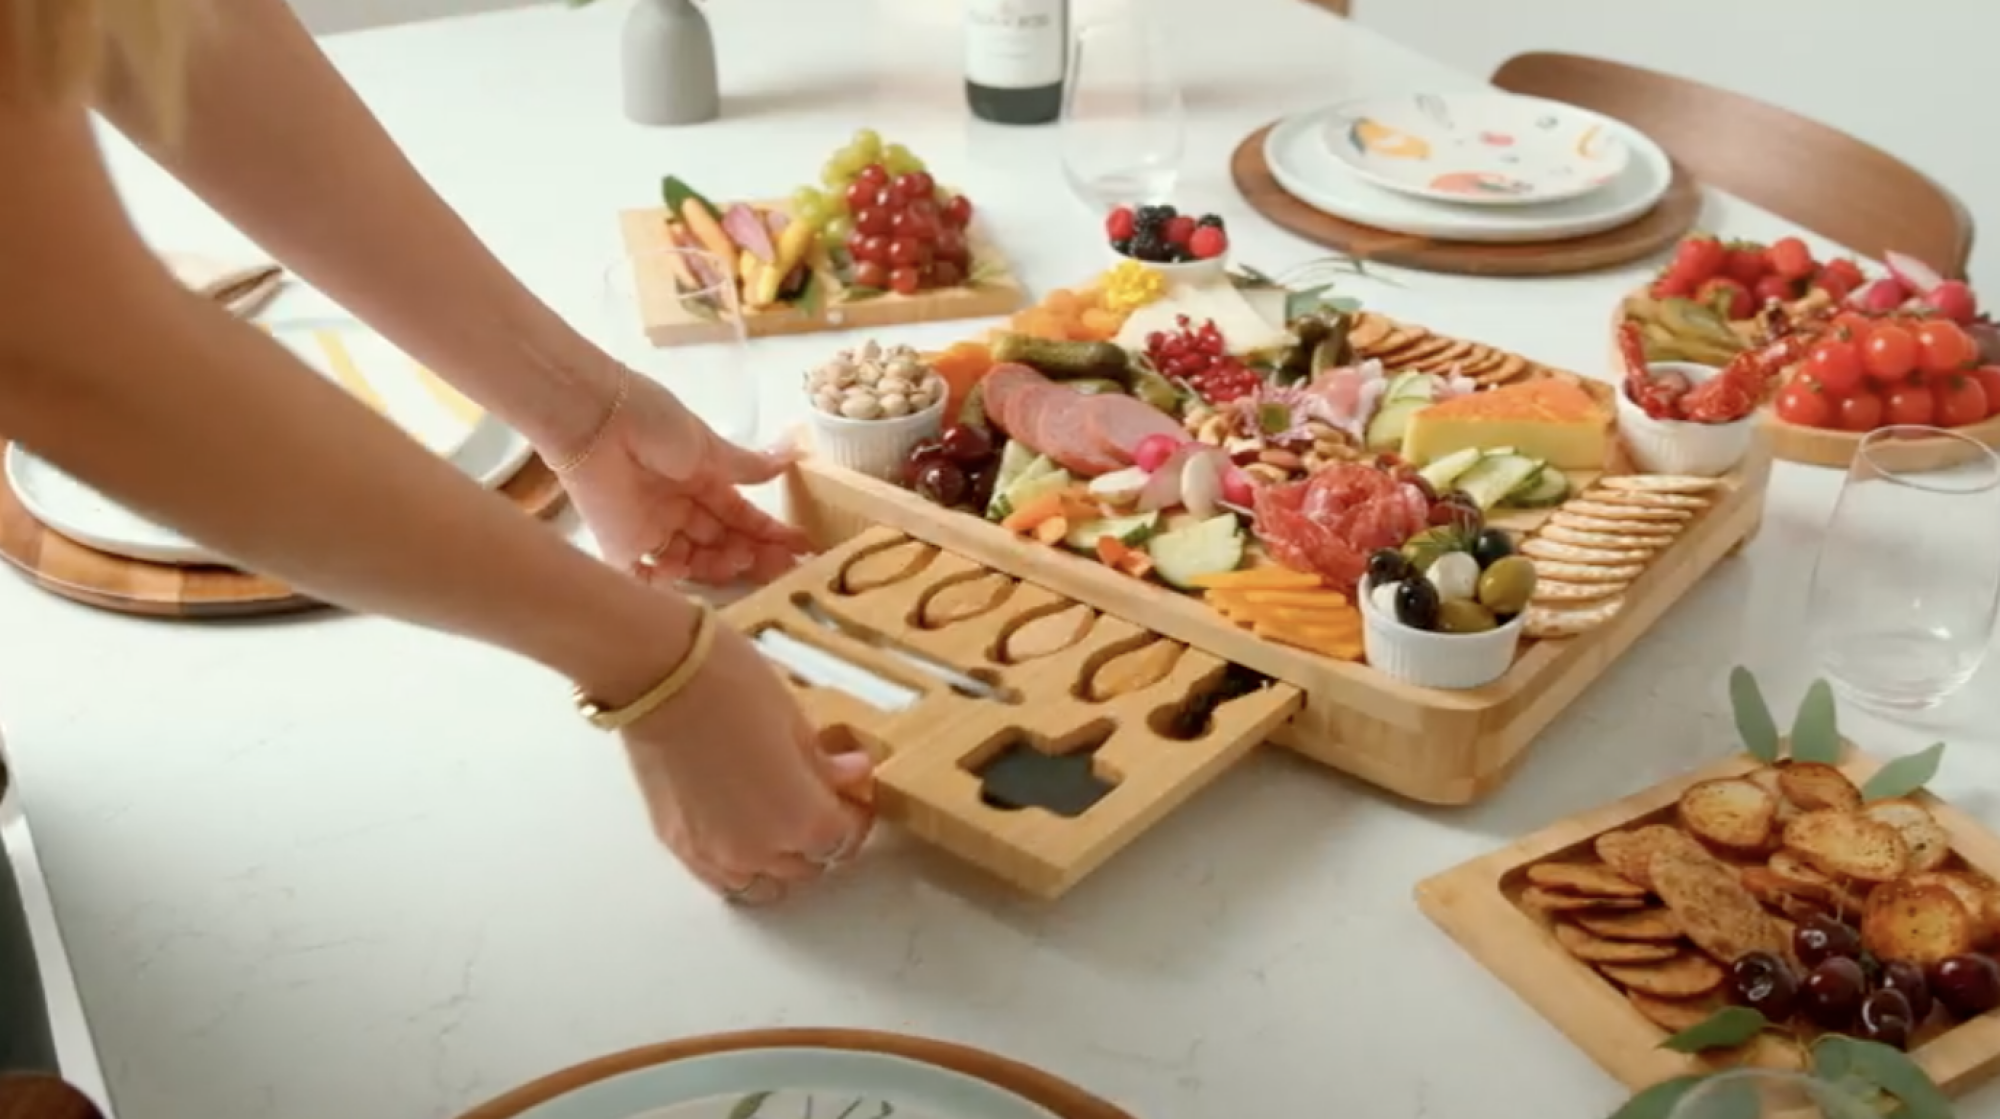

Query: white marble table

[7,1,1998,1117]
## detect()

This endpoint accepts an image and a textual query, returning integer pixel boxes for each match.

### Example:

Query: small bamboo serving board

[1413,749,2000,1098]
[617,207,1029,348]
[722,526,1303,899]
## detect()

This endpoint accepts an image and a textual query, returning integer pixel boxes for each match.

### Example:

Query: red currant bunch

[1144,315,1261,403]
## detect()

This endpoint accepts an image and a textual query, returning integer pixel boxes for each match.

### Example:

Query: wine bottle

[964,0,1068,126]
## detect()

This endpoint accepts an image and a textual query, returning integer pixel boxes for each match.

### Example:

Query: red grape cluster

[842,165,977,297]
[1726,914,2000,1051]
[1145,315,1260,404]
[901,424,998,511]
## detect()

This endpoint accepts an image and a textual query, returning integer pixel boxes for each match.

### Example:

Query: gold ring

[808,832,859,868]
[632,546,667,579]
[722,874,773,904]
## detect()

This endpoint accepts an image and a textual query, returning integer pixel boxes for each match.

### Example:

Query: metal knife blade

[754,628,921,712]
[793,595,1011,702]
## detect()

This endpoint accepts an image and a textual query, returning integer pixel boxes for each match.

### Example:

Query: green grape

[883,143,924,175]
[819,226,848,255]
[819,160,851,190]
[823,214,854,244]
[794,197,830,230]
[851,128,884,164]
[789,185,827,214]
[831,145,870,178]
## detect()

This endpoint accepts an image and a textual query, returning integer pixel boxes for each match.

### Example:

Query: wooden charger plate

[1611,292,2000,470]
[1231,121,1702,277]
[0,443,567,618]
[1414,747,2000,1097]
[456,1028,1131,1119]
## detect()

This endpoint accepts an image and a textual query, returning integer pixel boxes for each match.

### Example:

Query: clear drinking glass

[1803,425,2000,711]
[599,247,757,446]
[1667,1069,1873,1118]
[1058,4,1185,211]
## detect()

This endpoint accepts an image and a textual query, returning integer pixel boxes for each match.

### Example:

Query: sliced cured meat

[981,364,1045,440]
[1251,464,1416,592]
[1011,383,1123,475]
[1084,394,1186,465]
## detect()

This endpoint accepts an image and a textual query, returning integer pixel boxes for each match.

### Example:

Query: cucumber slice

[1455,453,1543,511]
[1064,512,1160,552]
[1365,399,1426,452]
[986,446,1057,520]
[1087,466,1150,505]
[1147,514,1245,589]
[1417,447,1485,493]
[1384,372,1436,404]
[1508,465,1571,508]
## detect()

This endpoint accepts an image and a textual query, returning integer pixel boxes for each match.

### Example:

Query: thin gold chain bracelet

[548,367,631,474]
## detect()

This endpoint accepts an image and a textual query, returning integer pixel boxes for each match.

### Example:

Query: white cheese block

[1115,279,1295,357]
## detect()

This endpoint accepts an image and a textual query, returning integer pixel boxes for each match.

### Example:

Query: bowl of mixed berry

[1105,204,1231,283]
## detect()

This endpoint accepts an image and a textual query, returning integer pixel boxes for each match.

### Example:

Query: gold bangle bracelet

[571,601,717,732]
[548,367,631,474]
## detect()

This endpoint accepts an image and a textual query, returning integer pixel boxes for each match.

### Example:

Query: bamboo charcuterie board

[722,526,1302,899]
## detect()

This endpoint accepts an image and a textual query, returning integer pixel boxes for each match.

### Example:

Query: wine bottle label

[965,0,1065,89]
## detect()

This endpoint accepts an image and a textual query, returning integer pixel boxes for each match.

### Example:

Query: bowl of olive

[1358,527,1538,690]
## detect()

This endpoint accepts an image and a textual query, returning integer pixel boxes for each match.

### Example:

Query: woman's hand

[558,371,812,586]
[620,622,876,904]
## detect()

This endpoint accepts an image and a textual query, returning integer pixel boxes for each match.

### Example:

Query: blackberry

[1129,231,1168,262]
[1170,247,1194,263]
[1197,214,1226,230]
[1134,204,1175,232]
[1111,238,1134,256]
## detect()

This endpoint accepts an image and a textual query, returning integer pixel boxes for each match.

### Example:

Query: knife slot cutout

[1073,634,1183,701]
[913,570,1014,630]
[831,536,936,596]
[1146,663,1276,741]
[789,592,1020,704]
[751,625,923,712]
[962,720,1120,818]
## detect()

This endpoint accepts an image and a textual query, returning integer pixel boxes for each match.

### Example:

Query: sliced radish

[1856,277,1909,314]
[1132,432,1184,473]
[1087,466,1150,506]
[1137,444,1199,511]
[1928,280,1979,325]
[1180,449,1225,518]
[1885,251,1946,297]
[1220,465,1256,508]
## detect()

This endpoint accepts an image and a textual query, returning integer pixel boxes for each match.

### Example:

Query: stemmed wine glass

[1057,1,1185,211]
[1666,1069,1875,1118]
[599,247,757,448]
[1802,426,2000,711]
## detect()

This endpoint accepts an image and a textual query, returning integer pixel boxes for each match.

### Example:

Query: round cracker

[1598,474,1725,494]
[1600,953,1726,999]
[1529,559,1646,584]
[1542,525,1671,552]
[1526,861,1648,897]
[1533,579,1628,603]
[1521,885,1646,912]
[1578,907,1683,942]
[1562,500,1693,523]
[1627,989,1726,1033]
[1550,513,1680,537]
[1524,595,1625,638]
[1476,354,1530,385]
[1521,538,1653,565]
[1580,489,1710,511]
[1555,922,1680,964]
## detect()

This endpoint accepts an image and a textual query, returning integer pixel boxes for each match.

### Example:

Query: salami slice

[981,364,1046,441]
[1012,383,1123,475]
[1083,394,1185,465]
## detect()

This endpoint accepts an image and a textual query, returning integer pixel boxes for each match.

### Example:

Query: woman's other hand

[559,371,811,587]
[620,622,876,904]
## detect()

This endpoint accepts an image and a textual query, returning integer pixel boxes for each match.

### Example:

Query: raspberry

[1106,207,1136,242]
[1163,215,1197,247]
[1189,225,1228,260]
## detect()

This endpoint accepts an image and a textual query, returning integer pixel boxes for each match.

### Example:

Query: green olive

[1476,556,1538,617]
[1437,598,1498,634]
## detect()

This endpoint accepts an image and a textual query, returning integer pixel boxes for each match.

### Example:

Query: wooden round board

[1608,294,2000,470]
[0,444,568,618]
[455,1028,1132,1119]
[1231,122,1702,277]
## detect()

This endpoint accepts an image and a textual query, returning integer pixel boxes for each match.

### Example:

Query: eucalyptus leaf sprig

[1728,665,1945,800]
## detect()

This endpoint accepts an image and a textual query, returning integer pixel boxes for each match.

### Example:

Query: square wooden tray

[1413,750,2000,1096]
[780,434,1770,807]
[721,526,1303,899]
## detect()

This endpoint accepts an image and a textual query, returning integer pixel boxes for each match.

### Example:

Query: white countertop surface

[7,1,2000,1116]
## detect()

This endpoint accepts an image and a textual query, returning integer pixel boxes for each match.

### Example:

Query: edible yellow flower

[1098,260,1166,313]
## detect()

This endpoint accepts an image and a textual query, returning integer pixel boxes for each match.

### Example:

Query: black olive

[1471,527,1515,568]
[1393,575,1441,630]
[1366,548,1411,587]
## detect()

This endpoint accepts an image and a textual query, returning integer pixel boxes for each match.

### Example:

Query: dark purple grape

[938,424,994,464]
[1728,950,1799,1021]
[1403,472,1439,504]
[912,461,968,507]
[1802,957,1866,1029]
[1933,953,2000,1017]
[1794,915,1863,970]
[1430,490,1483,533]
[1880,959,1933,1021]
[1858,988,1915,1050]
[966,462,999,512]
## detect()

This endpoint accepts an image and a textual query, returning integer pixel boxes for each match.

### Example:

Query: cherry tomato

[1723,246,1771,285]
[1821,257,1866,291]
[943,194,975,229]
[1804,338,1864,397]
[1862,323,1919,381]
[1768,236,1817,281]
[1915,319,1977,377]
[1937,375,1989,427]
[886,237,930,267]
[887,266,923,295]
[1886,382,1938,426]
[1836,389,1885,432]
[1775,381,1833,428]
[1971,368,2000,418]
[855,164,890,191]
[853,207,893,236]
[1698,276,1755,320]
[1670,237,1727,284]
[851,260,889,289]
[1755,274,1796,306]
[1652,271,1696,300]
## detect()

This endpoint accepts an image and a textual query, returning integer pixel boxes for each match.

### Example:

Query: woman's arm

[93,0,619,461]
[0,86,689,709]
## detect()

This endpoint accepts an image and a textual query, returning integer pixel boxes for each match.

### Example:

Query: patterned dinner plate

[1323,92,1633,207]
[507,1047,1059,1119]
[4,319,531,566]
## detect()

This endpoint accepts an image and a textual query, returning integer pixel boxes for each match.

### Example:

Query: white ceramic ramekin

[806,380,947,481]
[1358,575,1526,690]
[1616,360,1755,477]
[1105,245,1228,286]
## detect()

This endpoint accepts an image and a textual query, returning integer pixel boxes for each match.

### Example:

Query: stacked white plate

[1263,92,1674,244]
[6,314,535,567]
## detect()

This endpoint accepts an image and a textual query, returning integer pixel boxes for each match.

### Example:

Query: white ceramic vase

[621,0,720,126]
